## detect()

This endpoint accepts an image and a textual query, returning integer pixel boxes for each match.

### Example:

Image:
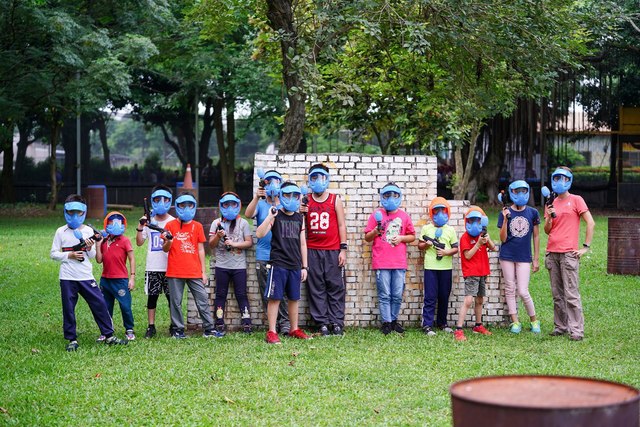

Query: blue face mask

[265,179,281,198]
[308,171,329,194]
[280,193,301,212]
[64,202,87,229]
[466,220,483,237]
[106,218,125,236]
[551,170,573,195]
[220,203,240,221]
[433,212,449,227]
[510,190,529,207]
[175,195,197,222]
[151,190,172,215]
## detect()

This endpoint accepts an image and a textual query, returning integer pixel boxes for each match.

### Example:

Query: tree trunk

[213,96,227,189]
[96,116,111,172]
[199,97,214,171]
[453,123,482,200]
[224,97,236,192]
[0,122,15,203]
[15,120,33,180]
[48,120,62,210]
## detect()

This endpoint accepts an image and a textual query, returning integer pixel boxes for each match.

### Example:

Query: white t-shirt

[50,224,97,281]
[141,215,174,272]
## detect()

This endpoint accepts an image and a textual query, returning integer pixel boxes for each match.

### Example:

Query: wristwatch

[583,243,590,248]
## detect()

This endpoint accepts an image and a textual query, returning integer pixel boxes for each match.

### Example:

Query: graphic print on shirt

[175,231,196,254]
[149,231,164,252]
[280,217,301,238]
[308,203,331,236]
[509,215,530,239]
[384,218,403,245]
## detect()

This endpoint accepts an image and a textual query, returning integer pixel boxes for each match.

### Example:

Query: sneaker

[215,324,226,337]
[391,321,404,334]
[243,324,253,334]
[510,322,522,334]
[530,320,541,334]
[172,330,187,339]
[319,325,330,336]
[265,330,281,345]
[440,326,454,334]
[472,324,492,335]
[104,336,128,346]
[125,329,136,341]
[569,335,583,341]
[96,335,106,342]
[66,340,79,352]
[423,326,436,337]
[144,325,156,339]
[549,329,567,336]
[203,329,224,338]
[288,329,311,340]
[331,324,344,336]
[381,322,392,335]
[454,329,467,341]
[278,323,291,336]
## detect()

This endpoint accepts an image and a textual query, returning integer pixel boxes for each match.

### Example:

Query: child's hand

[256,188,266,198]
[139,216,148,226]
[299,204,308,214]
[544,204,555,218]
[435,248,445,258]
[128,277,135,291]
[216,228,226,238]
[268,206,278,218]
[478,235,488,246]
[501,207,510,219]
[532,259,540,272]
[69,251,85,262]
[84,238,95,249]
[301,269,307,282]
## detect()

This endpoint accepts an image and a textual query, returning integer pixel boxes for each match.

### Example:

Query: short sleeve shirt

[141,215,174,272]
[546,194,589,253]
[209,217,251,269]
[364,209,415,270]
[459,232,490,277]
[100,235,133,278]
[165,220,206,278]
[419,224,458,270]
[497,206,540,262]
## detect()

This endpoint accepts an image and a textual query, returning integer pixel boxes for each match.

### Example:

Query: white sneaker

[96,335,106,342]
[441,327,454,334]
[125,330,135,341]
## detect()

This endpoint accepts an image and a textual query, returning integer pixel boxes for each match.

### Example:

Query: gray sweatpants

[545,252,584,338]
[167,278,214,332]
[307,249,346,327]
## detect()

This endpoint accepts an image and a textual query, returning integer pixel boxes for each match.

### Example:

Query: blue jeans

[100,278,134,330]
[375,269,405,323]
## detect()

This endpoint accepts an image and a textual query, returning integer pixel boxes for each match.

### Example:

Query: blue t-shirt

[254,199,281,261]
[497,206,540,262]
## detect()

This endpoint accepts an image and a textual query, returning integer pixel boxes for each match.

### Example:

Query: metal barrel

[450,375,640,427]
[607,217,640,275]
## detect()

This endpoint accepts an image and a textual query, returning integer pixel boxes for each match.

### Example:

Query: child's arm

[209,220,223,248]
[256,209,276,238]
[499,210,509,243]
[95,241,103,264]
[464,236,488,260]
[244,189,262,219]
[300,220,308,282]
[198,242,207,283]
[532,224,540,272]
[127,249,136,290]
[442,244,459,257]
[335,195,347,267]
[135,216,146,247]
[229,226,253,250]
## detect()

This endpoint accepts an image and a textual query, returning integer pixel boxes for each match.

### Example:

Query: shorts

[145,271,169,296]
[264,265,301,301]
[464,276,486,297]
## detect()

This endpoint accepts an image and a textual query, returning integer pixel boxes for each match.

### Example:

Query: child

[209,192,254,334]
[245,170,291,334]
[498,180,541,334]
[417,197,459,336]
[544,167,595,341]
[454,206,497,342]
[50,194,127,351]
[364,183,416,335]
[256,181,311,344]
[162,193,217,339]
[96,211,136,341]
[136,185,175,338]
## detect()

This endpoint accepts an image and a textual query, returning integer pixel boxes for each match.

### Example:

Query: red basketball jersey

[306,193,340,250]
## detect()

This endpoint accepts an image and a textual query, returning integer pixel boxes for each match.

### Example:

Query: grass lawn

[0,204,638,426]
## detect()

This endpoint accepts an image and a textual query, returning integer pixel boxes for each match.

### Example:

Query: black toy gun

[143,197,173,240]
[541,186,557,218]
[257,168,267,200]
[422,228,445,260]
[301,185,309,207]
[481,216,489,237]
[62,227,104,260]
[217,221,232,251]
[498,191,511,220]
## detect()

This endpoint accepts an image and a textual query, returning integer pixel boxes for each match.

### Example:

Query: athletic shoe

[96,335,106,342]
[144,325,156,339]
[423,326,436,337]
[530,320,541,334]
[549,329,567,336]
[569,335,583,341]
[391,321,404,334]
[215,324,227,337]
[331,324,344,336]
[203,329,224,338]
[288,329,311,340]
[510,322,522,334]
[105,336,128,346]
[243,324,253,334]
[278,324,291,336]
[265,330,281,345]
[472,325,492,335]
[381,322,392,335]
[454,329,467,341]
[172,330,187,339]
[125,329,136,341]
[440,326,454,334]
[319,325,330,336]
[66,340,79,352]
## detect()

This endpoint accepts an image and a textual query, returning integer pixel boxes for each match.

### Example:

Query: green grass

[0,205,639,426]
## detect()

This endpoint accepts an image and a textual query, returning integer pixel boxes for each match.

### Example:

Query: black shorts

[145,271,169,296]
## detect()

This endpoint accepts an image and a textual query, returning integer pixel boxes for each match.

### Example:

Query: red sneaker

[472,324,492,335]
[288,329,311,340]
[454,329,467,341]
[265,330,281,345]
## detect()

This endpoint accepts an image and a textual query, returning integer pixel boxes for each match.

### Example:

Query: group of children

[51,165,594,350]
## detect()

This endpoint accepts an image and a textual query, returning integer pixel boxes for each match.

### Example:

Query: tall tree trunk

[96,116,111,172]
[213,96,227,189]
[453,123,482,200]
[199,97,214,171]
[48,119,62,210]
[0,122,15,203]
[15,120,33,180]
[224,98,236,192]
[266,0,306,154]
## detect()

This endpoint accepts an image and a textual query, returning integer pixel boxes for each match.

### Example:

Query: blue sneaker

[510,322,522,334]
[203,329,224,338]
[530,320,541,334]
[172,330,187,339]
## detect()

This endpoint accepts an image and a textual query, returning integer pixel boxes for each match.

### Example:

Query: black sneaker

[332,324,344,336]
[391,320,405,334]
[105,336,128,346]
[144,325,156,339]
[278,324,291,336]
[66,340,79,352]
[243,324,253,334]
[381,322,392,335]
[215,324,226,337]
[203,329,223,338]
[172,330,187,339]
[319,325,330,336]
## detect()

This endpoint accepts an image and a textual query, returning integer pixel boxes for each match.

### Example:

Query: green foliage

[548,146,586,169]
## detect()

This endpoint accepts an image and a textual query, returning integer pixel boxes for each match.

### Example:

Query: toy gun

[217,221,232,251]
[498,191,511,220]
[374,210,383,235]
[257,168,267,200]
[62,227,104,261]
[481,216,489,237]
[143,197,173,240]
[541,186,557,218]
[423,228,445,260]
[301,185,309,207]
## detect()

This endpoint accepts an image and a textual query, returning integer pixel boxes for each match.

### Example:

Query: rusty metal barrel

[450,375,640,427]
[608,217,640,275]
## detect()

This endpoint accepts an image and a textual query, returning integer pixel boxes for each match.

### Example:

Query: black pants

[214,267,251,326]
[307,249,345,327]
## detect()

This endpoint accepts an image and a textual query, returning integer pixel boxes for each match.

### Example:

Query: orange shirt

[165,219,206,278]
[546,194,588,253]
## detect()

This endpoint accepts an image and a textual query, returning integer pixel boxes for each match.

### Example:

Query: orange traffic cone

[183,163,193,189]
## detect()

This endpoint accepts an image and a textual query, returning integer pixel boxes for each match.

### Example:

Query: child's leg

[76,279,115,337]
[474,296,484,324]
[375,270,392,323]
[389,269,406,322]
[99,278,116,318]
[147,294,159,324]
[436,269,453,328]
[456,296,474,328]
[324,251,346,328]
[60,280,80,340]
[288,300,299,331]
[267,299,280,332]
[112,278,134,330]
[231,269,251,325]
[167,278,186,331]
[499,259,519,323]
[422,270,438,327]
[515,262,536,321]
[213,267,230,327]
[187,278,215,331]
[546,253,569,333]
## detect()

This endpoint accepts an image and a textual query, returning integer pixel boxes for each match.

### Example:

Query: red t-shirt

[165,219,206,278]
[100,235,133,279]
[306,193,340,250]
[459,232,490,277]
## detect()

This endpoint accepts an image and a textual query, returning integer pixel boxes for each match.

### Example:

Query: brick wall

[187,153,508,330]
